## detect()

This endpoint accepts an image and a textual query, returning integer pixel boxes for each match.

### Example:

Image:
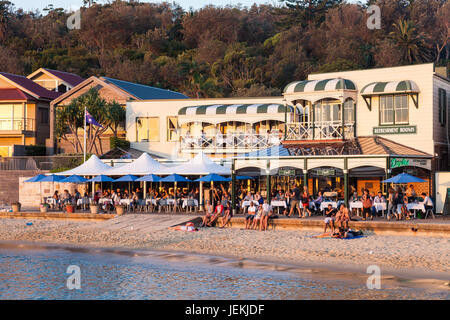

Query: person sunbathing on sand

[169,222,198,232]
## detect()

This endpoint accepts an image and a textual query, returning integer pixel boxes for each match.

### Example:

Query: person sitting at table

[208,201,224,227]
[324,203,337,233]
[406,185,416,203]
[200,200,214,227]
[62,189,71,206]
[275,190,285,201]
[245,201,257,229]
[254,191,263,206]
[421,192,434,213]
[312,191,323,213]
[373,191,386,217]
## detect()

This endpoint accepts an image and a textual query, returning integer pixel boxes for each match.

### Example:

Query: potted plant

[11,202,21,213]
[65,203,75,214]
[115,204,125,215]
[40,203,50,213]
[90,204,99,214]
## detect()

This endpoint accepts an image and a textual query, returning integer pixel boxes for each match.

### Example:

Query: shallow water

[0,242,448,300]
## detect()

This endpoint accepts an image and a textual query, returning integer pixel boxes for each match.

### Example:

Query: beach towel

[312,233,365,239]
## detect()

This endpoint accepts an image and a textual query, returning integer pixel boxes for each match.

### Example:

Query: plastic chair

[424,206,435,219]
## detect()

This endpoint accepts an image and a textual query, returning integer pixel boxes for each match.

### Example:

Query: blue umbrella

[195,174,230,182]
[113,174,139,182]
[40,174,66,182]
[160,174,191,182]
[59,175,88,183]
[136,174,161,182]
[87,175,114,182]
[236,175,255,180]
[24,174,46,182]
[382,173,426,184]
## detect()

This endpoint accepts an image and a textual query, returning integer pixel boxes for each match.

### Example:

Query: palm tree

[389,19,431,64]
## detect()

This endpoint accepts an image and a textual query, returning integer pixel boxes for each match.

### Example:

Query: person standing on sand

[288,184,301,218]
[260,200,273,231]
[361,189,373,220]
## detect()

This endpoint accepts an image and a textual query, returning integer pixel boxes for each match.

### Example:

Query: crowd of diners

[46,181,434,228]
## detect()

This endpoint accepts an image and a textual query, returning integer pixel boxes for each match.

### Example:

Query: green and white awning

[361,80,420,95]
[177,104,298,125]
[178,104,294,116]
[284,78,357,94]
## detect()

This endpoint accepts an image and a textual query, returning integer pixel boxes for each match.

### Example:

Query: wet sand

[0,216,449,280]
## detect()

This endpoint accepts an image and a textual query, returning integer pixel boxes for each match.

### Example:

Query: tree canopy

[1,0,448,98]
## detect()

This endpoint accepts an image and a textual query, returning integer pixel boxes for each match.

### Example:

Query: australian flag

[85,110,103,128]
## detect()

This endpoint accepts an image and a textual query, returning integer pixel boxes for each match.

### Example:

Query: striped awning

[178,104,294,116]
[284,78,357,94]
[361,80,420,95]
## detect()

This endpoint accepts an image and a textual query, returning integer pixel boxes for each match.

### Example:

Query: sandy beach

[0,215,449,279]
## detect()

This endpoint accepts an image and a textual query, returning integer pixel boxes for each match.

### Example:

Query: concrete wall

[0,170,42,206]
[19,175,88,210]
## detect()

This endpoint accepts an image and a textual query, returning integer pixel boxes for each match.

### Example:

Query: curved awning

[361,80,420,95]
[178,104,294,116]
[284,78,357,94]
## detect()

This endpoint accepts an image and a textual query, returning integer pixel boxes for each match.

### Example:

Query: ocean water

[0,242,448,300]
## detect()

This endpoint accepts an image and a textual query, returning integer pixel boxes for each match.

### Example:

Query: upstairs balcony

[285,121,355,141]
[0,118,34,132]
[180,132,282,154]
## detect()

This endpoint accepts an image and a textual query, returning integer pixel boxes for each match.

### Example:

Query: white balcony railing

[286,121,355,140]
[181,133,282,151]
[0,118,34,131]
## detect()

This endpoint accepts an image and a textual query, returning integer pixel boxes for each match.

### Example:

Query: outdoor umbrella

[194,174,231,182]
[113,174,139,195]
[136,174,162,198]
[136,174,161,182]
[39,174,66,182]
[382,173,426,184]
[87,175,114,182]
[236,175,255,180]
[24,174,46,183]
[87,175,115,198]
[160,174,191,212]
[59,175,88,183]
[24,174,47,204]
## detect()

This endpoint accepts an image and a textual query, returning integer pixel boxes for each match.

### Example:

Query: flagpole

[84,106,86,163]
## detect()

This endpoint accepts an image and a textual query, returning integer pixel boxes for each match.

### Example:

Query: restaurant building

[126,63,449,211]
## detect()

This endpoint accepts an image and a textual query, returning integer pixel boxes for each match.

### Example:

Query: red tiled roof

[0,72,62,100]
[0,88,35,100]
[42,68,84,87]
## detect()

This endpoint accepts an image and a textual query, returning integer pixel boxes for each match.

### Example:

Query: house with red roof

[0,72,62,156]
[27,68,84,93]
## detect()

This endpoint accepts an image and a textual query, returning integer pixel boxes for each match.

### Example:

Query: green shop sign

[373,125,417,135]
[278,168,296,176]
[390,158,431,170]
[316,169,336,176]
